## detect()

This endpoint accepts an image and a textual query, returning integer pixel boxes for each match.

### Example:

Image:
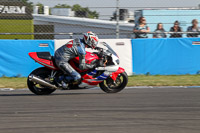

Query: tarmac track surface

[0,87,200,133]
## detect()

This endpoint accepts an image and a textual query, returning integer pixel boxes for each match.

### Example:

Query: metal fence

[0,0,200,39]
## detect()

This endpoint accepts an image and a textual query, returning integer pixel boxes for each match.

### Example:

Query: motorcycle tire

[99,72,128,93]
[27,67,56,95]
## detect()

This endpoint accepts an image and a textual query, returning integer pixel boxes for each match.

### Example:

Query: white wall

[33,14,134,39]
[54,39,133,75]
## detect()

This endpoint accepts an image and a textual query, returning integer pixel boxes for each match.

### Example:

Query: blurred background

[0,0,200,39]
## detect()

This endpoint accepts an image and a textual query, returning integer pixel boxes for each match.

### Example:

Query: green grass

[1,75,200,89]
[128,75,200,86]
[0,20,34,39]
[0,77,27,89]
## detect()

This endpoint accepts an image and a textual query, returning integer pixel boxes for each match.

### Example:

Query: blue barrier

[132,38,200,75]
[1,38,200,77]
[0,40,54,77]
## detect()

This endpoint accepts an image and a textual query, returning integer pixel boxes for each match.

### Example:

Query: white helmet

[83,31,99,49]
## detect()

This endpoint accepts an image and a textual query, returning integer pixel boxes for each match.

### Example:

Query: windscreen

[99,42,118,57]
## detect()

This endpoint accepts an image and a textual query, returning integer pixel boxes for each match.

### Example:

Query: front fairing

[79,43,124,88]
[98,42,120,66]
[98,42,119,58]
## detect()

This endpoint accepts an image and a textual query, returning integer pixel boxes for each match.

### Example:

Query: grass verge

[0,75,200,89]
[128,75,200,86]
[0,77,27,89]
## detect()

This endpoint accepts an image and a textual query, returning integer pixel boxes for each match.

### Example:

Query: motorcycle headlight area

[116,59,120,65]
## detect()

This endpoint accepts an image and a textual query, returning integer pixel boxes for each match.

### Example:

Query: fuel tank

[72,51,99,64]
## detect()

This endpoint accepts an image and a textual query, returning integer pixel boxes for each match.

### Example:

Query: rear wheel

[99,72,128,93]
[27,67,56,95]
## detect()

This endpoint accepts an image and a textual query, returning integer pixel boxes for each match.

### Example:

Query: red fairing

[82,79,102,85]
[70,51,99,73]
[69,60,88,73]
[81,74,102,85]
[29,52,58,70]
[85,52,99,64]
[111,67,125,81]
[72,51,99,64]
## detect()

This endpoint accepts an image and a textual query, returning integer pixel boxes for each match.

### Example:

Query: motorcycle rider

[54,31,99,87]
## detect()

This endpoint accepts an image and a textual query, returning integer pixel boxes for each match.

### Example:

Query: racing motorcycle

[27,42,128,95]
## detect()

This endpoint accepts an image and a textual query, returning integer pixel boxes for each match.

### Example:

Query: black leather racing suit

[54,38,95,82]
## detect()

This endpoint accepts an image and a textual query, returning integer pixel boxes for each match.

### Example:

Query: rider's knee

[74,74,81,81]
[72,74,81,84]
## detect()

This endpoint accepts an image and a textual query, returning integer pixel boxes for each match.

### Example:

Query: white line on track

[0,88,15,91]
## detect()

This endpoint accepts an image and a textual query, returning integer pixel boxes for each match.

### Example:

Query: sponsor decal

[192,41,200,45]
[116,42,125,46]
[39,43,49,47]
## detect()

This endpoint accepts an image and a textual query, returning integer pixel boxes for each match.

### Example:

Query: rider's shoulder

[65,40,74,48]
[65,38,83,47]
[66,40,73,45]
[74,38,85,47]
[73,38,81,44]
[65,38,80,44]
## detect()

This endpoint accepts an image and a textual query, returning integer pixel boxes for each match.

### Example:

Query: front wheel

[99,72,128,93]
[27,67,56,95]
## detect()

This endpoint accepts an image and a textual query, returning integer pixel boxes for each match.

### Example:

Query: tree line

[22,0,99,19]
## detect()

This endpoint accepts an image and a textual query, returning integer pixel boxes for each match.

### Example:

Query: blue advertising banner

[0,40,54,77]
[132,38,200,75]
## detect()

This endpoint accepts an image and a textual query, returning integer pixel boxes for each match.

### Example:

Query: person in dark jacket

[187,19,200,37]
[169,21,183,38]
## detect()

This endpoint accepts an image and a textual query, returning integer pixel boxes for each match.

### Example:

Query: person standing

[153,23,167,38]
[169,21,183,38]
[187,19,200,37]
[133,17,150,38]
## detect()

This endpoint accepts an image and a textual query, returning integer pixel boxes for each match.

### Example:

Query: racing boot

[61,75,75,89]
[54,75,71,89]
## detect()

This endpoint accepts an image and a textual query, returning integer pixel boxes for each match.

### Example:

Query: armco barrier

[55,39,133,75]
[132,38,200,75]
[0,40,54,77]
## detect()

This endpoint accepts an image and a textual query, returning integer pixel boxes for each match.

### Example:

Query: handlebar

[94,47,103,51]
[94,47,107,67]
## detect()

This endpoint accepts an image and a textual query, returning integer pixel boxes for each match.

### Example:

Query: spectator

[153,23,167,38]
[133,17,150,38]
[169,21,183,38]
[187,19,200,37]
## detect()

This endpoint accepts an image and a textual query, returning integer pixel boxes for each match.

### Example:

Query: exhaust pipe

[28,75,58,89]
